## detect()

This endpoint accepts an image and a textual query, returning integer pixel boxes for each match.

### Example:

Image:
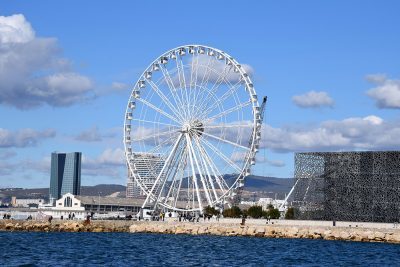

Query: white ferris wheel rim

[124,44,261,212]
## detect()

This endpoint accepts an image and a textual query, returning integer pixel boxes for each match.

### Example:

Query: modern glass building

[49,152,82,202]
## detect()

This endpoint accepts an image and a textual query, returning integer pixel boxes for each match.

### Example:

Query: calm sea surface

[1,232,400,266]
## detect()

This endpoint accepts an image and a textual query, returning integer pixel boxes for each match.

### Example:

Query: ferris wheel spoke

[142,133,184,208]
[174,55,191,119]
[191,59,213,118]
[201,131,250,151]
[131,128,178,142]
[164,149,187,206]
[199,56,217,88]
[145,78,185,123]
[193,136,218,202]
[175,152,189,207]
[203,100,252,123]
[158,63,189,120]
[153,143,185,208]
[173,173,185,208]
[145,134,176,154]
[188,55,197,118]
[190,54,204,118]
[199,123,252,129]
[199,79,243,119]
[132,118,180,128]
[187,134,213,206]
[196,139,229,194]
[201,137,242,173]
[135,98,182,125]
[185,134,204,210]
[194,64,233,118]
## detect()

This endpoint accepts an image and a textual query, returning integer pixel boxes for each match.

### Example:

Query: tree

[222,206,242,218]
[262,205,281,219]
[285,207,295,220]
[247,206,263,219]
[268,208,280,219]
[203,206,219,216]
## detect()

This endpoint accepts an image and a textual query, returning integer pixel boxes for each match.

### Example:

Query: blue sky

[1,1,400,188]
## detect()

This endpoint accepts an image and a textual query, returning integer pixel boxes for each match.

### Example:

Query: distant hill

[81,184,126,197]
[224,175,294,199]
[0,177,294,201]
[0,184,127,201]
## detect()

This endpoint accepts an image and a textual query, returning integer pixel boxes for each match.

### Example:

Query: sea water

[1,232,399,266]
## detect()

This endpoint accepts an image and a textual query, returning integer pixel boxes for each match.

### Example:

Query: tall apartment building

[49,152,82,202]
[126,153,164,198]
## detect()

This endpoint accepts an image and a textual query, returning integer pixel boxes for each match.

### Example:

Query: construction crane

[233,96,267,205]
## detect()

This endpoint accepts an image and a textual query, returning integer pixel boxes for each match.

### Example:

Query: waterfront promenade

[1,218,400,243]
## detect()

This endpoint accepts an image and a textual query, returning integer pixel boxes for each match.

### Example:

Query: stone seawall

[2,219,400,244]
[0,220,132,233]
[129,221,400,243]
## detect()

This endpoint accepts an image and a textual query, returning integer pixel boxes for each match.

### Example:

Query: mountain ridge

[0,177,294,200]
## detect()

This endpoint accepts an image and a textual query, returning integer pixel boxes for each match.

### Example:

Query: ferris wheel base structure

[123,45,263,213]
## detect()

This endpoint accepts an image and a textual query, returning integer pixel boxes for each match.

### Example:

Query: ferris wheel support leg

[199,142,227,195]
[156,146,184,209]
[194,137,218,203]
[187,134,213,207]
[185,134,204,212]
[141,133,183,209]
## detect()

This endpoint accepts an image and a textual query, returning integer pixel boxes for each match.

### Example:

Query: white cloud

[265,159,285,167]
[0,128,56,148]
[96,148,125,166]
[0,150,17,160]
[191,54,254,84]
[0,14,34,43]
[365,73,387,84]
[0,14,94,109]
[82,148,126,177]
[166,54,254,88]
[111,82,129,91]
[261,115,400,152]
[0,161,16,175]
[75,126,116,142]
[230,152,284,167]
[366,75,400,109]
[292,91,334,108]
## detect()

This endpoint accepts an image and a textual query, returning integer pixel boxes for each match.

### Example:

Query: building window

[64,196,72,207]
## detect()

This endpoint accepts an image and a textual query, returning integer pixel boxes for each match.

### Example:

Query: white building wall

[14,198,45,207]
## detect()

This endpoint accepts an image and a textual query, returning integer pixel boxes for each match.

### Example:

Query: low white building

[11,197,45,208]
[39,193,87,220]
[258,198,285,210]
[240,198,286,211]
[39,193,152,220]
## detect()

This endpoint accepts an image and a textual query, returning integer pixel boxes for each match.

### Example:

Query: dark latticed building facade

[292,151,400,223]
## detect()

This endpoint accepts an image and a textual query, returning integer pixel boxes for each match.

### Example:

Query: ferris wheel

[124,45,261,212]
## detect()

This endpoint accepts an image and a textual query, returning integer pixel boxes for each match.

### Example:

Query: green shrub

[222,206,242,218]
[268,208,280,219]
[203,205,220,216]
[247,205,263,218]
[285,207,295,220]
